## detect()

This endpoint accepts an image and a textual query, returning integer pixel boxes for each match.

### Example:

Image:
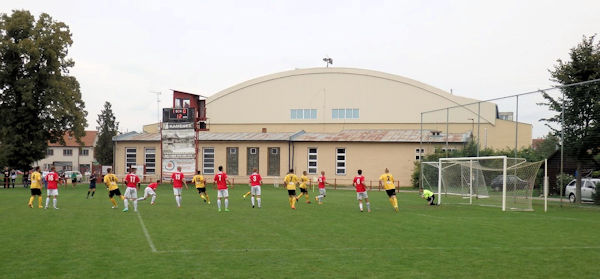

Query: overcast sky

[2,0,599,137]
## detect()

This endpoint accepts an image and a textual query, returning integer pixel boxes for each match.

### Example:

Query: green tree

[535,134,560,159]
[541,35,600,203]
[95,102,119,165]
[0,10,87,169]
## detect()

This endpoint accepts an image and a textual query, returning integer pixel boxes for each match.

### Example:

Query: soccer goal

[421,156,544,211]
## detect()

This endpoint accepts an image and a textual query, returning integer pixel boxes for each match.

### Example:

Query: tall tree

[0,10,87,169]
[541,35,600,203]
[95,101,119,165]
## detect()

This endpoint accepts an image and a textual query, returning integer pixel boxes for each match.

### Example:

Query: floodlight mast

[322,57,333,68]
[150,91,161,124]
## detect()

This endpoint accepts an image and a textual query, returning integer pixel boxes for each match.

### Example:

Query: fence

[419,79,600,205]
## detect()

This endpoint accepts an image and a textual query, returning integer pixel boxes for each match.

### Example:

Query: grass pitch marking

[136,211,157,253]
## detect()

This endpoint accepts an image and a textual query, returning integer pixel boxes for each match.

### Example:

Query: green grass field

[1,184,599,278]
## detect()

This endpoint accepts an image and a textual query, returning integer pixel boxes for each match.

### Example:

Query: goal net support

[421,156,544,211]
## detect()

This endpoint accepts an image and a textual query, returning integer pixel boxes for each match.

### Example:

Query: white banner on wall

[162,158,195,181]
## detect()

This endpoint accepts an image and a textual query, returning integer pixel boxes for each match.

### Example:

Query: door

[226,147,239,175]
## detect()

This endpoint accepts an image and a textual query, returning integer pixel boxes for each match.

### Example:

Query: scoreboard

[162,108,195,123]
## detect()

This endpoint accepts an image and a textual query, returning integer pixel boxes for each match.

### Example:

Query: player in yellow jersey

[192,171,210,204]
[103,168,123,209]
[296,171,311,204]
[283,169,299,209]
[28,166,43,208]
[379,168,399,212]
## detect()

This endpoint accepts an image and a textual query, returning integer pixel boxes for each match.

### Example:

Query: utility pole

[150,91,161,124]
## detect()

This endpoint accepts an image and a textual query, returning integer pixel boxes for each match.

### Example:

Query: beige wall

[291,141,463,187]
[207,121,532,150]
[113,142,161,181]
[114,138,464,186]
[196,141,290,185]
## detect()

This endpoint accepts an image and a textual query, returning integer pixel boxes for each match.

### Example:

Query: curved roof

[209,67,468,107]
[206,67,496,125]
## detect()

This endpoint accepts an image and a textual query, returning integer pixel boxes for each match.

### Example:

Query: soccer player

[192,171,210,204]
[421,189,437,206]
[314,171,329,204]
[103,168,123,209]
[214,166,231,212]
[44,167,61,209]
[171,166,189,207]
[138,180,159,205]
[28,166,43,208]
[283,169,299,209]
[379,168,399,212]
[70,171,77,189]
[296,171,311,204]
[86,171,97,199]
[123,168,141,212]
[353,169,371,212]
[2,167,8,188]
[248,168,262,208]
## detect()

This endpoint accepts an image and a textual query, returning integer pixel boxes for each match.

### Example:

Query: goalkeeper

[421,189,436,206]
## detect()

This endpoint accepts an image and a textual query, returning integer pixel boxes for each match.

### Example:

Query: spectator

[71,171,77,189]
[23,169,30,188]
[3,167,9,188]
[10,169,17,188]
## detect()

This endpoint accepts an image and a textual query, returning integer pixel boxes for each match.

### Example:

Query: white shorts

[173,187,182,196]
[47,189,58,196]
[356,191,368,200]
[319,188,326,196]
[144,187,156,198]
[124,187,138,199]
[251,186,261,196]
[217,189,229,198]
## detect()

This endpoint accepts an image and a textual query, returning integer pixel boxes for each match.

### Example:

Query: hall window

[290,109,317,120]
[332,108,359,119]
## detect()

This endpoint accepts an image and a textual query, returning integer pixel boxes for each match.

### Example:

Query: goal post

[423,156,544,211]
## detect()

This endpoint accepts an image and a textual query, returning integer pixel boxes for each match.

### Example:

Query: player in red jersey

[353,169,371,212]
[214,166,231,212]
[122,168,141,212]
[138,180,159,205]
[171,166,189,207]
[315,171,329,204]
[44,167,62,209]
[247,168,262,208]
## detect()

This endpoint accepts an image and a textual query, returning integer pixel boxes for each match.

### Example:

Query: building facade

[113,67,533,186]
[36,131,98,173]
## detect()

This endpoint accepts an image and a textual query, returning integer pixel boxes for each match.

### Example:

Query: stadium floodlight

[322,57,333,67]
[421,156,545,211]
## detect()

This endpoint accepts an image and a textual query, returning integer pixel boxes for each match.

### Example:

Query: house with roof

[35,131,98,173]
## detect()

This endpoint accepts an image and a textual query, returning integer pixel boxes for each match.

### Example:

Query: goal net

[421,156,544,211]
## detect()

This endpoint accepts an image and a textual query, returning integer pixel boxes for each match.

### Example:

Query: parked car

[490,175,529,191]
[565,178,599,203]
[63,170,83,182]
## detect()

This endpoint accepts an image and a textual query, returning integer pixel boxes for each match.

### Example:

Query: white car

[565,178,599,203]
[64,170,83,182]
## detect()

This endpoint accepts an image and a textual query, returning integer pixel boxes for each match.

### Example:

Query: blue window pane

[346,108,353,119]
[304,109,311,119]
[339,109,345,119]
[296,110,303,119]
[332,109,338,119]
[311,109,317,119]
[353,109,359,119]
[291,109,296,119]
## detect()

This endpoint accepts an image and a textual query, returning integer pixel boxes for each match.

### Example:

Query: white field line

[155,246,600,254]
[411,212,591,222]
[136,211,157,253]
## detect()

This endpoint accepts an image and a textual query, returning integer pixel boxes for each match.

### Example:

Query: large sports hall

[113,67,531,185]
